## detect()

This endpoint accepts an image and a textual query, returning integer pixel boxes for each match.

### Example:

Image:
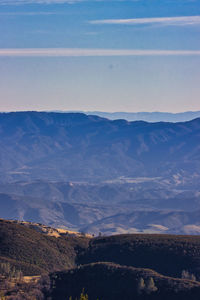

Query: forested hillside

[1,219,200,299]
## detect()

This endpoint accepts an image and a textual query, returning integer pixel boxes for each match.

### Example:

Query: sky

[0,0,200,112]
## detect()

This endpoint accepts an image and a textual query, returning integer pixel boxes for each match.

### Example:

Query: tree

[0,262,11,276]
[181,270,196,281]
[137,277,145,294]
[145,277,158,294]
[68,289,89,300]
[0,294,6,300]
[80,289,88,300]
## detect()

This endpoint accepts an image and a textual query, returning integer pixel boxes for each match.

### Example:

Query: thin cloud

[90,16,200,26]
[0,0,83,4]
[0,11,58,15]
[0,48,200,57]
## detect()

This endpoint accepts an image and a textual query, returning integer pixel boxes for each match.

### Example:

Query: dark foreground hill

[0,111,200,182]
[78,234,200,278]
[2,219,200,299]
[2,219,200,279]
[0,219,89,275]
[50,262,200,300]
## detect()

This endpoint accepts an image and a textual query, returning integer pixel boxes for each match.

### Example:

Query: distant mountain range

[0,111,200,235]
[0,111,200,182]
[55,110,200,122]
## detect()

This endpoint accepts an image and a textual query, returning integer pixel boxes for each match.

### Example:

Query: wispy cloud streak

[90,16,200,26]
[0,48,200,57]
[0,0,83,4]
[0,11,58,15]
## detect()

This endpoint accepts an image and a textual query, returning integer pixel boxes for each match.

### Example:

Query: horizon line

[1,110,200,114]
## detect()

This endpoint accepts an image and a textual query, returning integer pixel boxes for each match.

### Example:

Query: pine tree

[181,270,196,281]
[145,277,158,294]
[80,289,88,300]
[137,277,145,294]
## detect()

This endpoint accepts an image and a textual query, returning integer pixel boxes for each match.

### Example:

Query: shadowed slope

[78,234,200,278]
[0,219,89,275]
[50,262,200,300]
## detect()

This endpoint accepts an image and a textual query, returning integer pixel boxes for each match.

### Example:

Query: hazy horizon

[0,109,200,114]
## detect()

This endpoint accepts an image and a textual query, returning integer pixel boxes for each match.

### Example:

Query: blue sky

[0,0,200,112]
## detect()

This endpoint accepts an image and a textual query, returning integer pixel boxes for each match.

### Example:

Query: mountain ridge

[0,111,200,235]
[0,111,200,183]
[48,110,200,123]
